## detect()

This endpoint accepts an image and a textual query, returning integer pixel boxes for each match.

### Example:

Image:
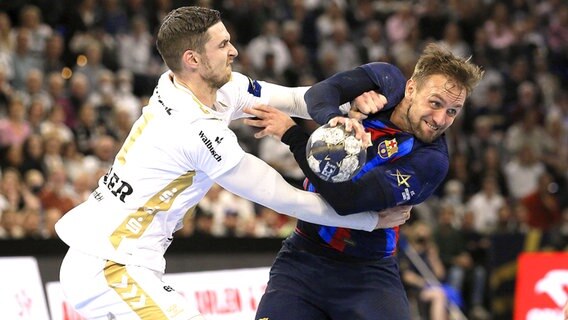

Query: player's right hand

[349,91,388,120]
[374,205,412,229]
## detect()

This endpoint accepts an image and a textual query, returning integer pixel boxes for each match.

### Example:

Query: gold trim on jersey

[117,112,155,165]
[109,171,196,249]
[104,260,169,319]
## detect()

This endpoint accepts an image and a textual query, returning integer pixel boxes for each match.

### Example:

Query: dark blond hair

[156,6,221,72]
[412,43,484,96]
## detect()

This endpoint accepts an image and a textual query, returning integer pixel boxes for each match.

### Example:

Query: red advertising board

[515,253,568,320]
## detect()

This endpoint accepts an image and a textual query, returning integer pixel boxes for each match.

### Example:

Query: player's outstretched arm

[215,153,379,231]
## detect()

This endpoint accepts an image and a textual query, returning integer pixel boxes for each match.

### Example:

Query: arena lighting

[76,54,87,67]
[61,67,72,79]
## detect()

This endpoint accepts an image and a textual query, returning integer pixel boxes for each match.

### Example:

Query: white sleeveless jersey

[56,71,271,272]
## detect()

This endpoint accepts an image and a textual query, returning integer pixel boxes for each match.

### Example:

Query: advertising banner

[0,257,50,320]
[514,252,568,320]
[47,267,270,320]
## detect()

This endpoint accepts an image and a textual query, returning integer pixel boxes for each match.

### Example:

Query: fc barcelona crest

[378,138,398,159]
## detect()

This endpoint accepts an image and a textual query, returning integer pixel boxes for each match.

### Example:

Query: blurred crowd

[0,0,566,318]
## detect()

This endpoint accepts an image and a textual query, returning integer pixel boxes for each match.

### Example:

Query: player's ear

[182,49,199,69]
[405,79,415,100]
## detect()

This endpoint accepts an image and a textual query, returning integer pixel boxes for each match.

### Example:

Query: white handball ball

[306,123,367,183]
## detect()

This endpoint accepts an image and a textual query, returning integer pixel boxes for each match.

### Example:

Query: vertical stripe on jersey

[110,171,195,249]
[117,112,155,165]
[104,261,168,319]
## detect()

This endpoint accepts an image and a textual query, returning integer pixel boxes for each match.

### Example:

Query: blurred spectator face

[78,104,96,126]
[28,100,46,125]
[45,34,64,59]
[443,22,461,43]
[85,43,102,65]
[94,136,117,162]
[25,134,44,159]
[24,169,44,194]
[482,176,498,195]
[8,99,26,121]
[21,209,41,237]
[366,22,383,42]
[47,73,65,97]
[43,207,62,238]
[438,205,455,226]
[19,6,42,29]
[70,74,90,99]
[25,69,44,93]
[0,13,12,38]
[15,29,31,53]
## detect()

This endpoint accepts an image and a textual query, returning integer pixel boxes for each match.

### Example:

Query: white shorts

[60,248,205,320]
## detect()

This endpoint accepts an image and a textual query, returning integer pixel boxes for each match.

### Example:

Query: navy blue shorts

[255,239,411,320]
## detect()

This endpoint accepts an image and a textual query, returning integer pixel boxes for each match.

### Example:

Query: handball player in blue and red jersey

[245,43,484,320]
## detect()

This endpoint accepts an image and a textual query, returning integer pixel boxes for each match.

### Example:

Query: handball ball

[306,123,367,183]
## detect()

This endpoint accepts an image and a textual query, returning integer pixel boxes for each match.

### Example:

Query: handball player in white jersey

[55,6,410,320]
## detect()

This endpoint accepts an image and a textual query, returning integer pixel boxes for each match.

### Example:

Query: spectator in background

[504,144,546,200]
[0,97,31,149]
[435,204,488,318]
[81,135,116,175]
[43,33,66,75]
[466,175,505,235]
[20,134,47,176]
[18,5,53,60]
[117,16,155,76]
[99,0,129,36]
[18,68,51,109]
[400,222,449,320]
[66,73,90,125]
[438,21,471,59]
[521,171,562,232]
[72,41,110,93]
[0,68,14,116]
[0,13,15,82]
[46,73,72,126]
[318,19,360,72]
[38,165,75,214]
[246,20,291,79]
[26,99,46,134]
[11,28,44,90]
[197,184,255,237]
[385,2,416,45]
[359,21,388,63]
[40,104,74,144]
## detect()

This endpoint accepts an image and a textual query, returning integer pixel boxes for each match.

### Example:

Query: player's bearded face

[200,22,237,89]
[405,75,465,143]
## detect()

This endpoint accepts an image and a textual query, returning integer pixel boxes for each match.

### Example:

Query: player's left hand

[375,205,412,229]
[328,116,372,148]
[243,105,295,140]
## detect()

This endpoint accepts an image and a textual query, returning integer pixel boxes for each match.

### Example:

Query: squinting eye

[447,109,457,117]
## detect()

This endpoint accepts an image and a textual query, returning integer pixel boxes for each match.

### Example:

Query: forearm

[261,82,312,119]
[215,153,378,231]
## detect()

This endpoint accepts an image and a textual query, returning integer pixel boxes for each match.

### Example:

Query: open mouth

[424,120,439,131]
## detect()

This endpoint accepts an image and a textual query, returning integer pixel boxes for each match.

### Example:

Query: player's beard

[405,103,442,143]
[201,56,232,89]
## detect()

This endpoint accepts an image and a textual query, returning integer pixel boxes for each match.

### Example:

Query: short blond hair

[412,43,484,96]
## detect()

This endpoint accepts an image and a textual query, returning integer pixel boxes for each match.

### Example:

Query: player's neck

[389,101,411,133]
[174,74,217,107]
